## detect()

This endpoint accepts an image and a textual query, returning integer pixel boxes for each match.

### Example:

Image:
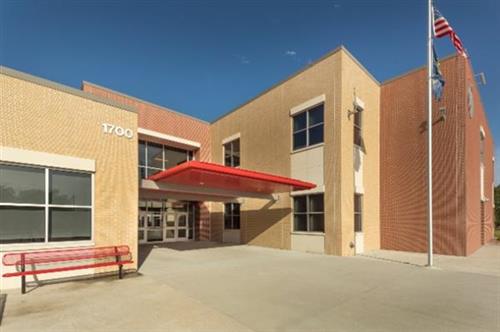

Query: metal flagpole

[427,0,434,267]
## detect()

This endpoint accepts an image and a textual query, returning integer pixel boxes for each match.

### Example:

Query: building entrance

[139,200,194,243]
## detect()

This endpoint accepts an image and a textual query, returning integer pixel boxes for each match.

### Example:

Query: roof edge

[211,45,380,124]
[0,66,137,113]
[82,80,210,125]
[381,53,459,85]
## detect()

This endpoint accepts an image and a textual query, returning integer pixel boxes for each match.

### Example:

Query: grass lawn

[495,228,500,241]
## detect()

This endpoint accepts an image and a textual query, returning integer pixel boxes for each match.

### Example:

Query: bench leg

[21,275,26,294]
[118,264,123,279]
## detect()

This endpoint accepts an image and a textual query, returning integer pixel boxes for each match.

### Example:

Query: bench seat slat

[2,260,133,278]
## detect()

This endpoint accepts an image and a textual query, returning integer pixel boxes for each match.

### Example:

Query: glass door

[176,213,189,241]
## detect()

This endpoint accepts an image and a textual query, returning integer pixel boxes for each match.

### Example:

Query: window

[224,203,240,229]
[354,108,363,147]
[354,194,363,232]
[223,139,240,167]
[139,140,192,179]
[0,163,92,244]
[293,194,324,232]
[292,104,324,150]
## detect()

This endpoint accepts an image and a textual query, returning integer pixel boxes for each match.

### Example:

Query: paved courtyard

[1,242,499,332]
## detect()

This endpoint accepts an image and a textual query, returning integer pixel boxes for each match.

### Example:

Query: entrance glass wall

[138,200,195,243]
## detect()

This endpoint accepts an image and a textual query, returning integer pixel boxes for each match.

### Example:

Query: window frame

[353,107,363,148]
[293,193,325,233]
[223,138,240,168]
[0,162,94,245]
[354,194,363,233]
[139,140,193,179]
[224,202,240,230]
[292,103,324,151]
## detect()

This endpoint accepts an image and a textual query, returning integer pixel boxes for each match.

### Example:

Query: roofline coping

[381,53,459,85]
[81,80,210,125]
[211,45,380,124]
[0,66,137,113]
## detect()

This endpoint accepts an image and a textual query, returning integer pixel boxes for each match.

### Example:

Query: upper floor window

[0,163,92,244]
[354,108,363,147]
[293,193,324,232]
[224,203,240,229]
[224,139,240,167]
[139,140,192,179]
[292,104,324,150]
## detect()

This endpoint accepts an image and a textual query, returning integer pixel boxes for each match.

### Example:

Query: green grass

[495,228,500,241]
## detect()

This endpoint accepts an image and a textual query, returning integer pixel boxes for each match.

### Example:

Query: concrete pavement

[1,242,499,331]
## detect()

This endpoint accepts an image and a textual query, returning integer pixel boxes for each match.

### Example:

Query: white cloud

[285,50,297,56]
[233,54,250,65]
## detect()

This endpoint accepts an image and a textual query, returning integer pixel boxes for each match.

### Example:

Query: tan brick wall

[0,74,138,270]
[338,51,381,256]
[210,47,380,255]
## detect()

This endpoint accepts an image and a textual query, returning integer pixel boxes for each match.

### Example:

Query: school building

[0,46,495,290]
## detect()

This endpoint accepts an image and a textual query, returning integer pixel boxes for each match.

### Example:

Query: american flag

[433,7,466,57]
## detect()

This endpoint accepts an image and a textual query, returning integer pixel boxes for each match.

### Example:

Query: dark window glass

[293,131,307,150]
[224,139,240,167]
[0,164,45,204]
[308,124,324,146]
[354,110,362,147]
[233,215,240,229]
[165,146,188,169]
[224,202,240,229]
[308,105,324,126]
[293,112,307,131]
[0,207,45,243]
[309,194,324,212]
[293,194,324,232]
[309,214,324,232]
[354,194,363,232]
[147,168,163,178]
[292,103,325,150]
[139,140,146,166]
[139,167,147,180]
[50,170,91,206]
[294,196,307,213]
[49,208,91,241]
[147,143,163,169]
[294,214,308,232]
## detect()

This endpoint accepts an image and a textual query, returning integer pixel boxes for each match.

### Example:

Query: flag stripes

[433,7,467,57]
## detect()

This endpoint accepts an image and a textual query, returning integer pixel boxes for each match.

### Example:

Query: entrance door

[176,213,189,241]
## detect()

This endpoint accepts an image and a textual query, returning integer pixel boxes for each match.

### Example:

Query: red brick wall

[464,60,495,255]
[380,56,469,255]
[82,82,212,240]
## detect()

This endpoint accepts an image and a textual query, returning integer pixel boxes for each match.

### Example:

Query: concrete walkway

[1,242,499,332]
[360,242,500,277]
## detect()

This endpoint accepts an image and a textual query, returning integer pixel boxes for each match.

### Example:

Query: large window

[0,163,92,244]
[292,104,324,150]
[224,203,240,230]
[223,139,240,167]
[354,194,363,232]
[293,194,324,232]
[139,140,193,179]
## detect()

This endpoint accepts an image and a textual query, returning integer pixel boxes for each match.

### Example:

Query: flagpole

[427,0,434,267]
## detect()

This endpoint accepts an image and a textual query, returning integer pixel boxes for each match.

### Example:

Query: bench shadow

[138,241,237,269]
[0,293,6,326]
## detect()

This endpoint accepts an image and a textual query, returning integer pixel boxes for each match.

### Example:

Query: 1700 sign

[102,123,134,139]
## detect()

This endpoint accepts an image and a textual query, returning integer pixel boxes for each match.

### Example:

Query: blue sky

[1,0,498,182]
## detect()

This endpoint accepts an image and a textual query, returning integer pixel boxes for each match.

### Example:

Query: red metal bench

[2,245,133,294]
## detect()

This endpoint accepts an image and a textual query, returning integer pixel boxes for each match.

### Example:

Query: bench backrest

[2,246,131,266]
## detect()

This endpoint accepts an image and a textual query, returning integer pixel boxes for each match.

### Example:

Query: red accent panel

[148,161,316,194]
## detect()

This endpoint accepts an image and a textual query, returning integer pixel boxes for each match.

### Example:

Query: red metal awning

[146,161,315,200]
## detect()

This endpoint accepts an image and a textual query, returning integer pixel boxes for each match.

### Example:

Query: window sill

[291,143,324,154]
[291,231,325,236]
[0,240,95,253]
